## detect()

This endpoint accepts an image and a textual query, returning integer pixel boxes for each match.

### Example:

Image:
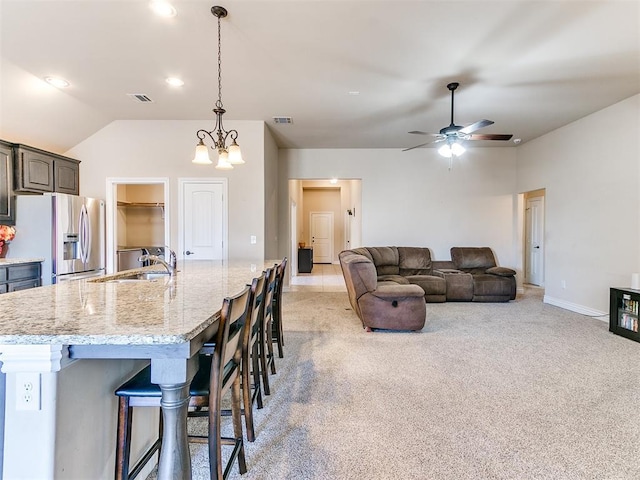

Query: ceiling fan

[403,82,513,157]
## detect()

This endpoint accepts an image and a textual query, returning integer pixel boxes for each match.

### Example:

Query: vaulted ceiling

[1,0,638,154]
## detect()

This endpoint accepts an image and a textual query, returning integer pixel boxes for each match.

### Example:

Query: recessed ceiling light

[149,1,177,18]
[165,77,184,87]
[44,76,70,88]
[348,91,360,96]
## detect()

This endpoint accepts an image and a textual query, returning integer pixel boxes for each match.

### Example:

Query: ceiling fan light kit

[404,82,513,168]
[192,5,245,169]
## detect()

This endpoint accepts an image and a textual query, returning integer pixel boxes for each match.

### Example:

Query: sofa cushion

[398,247,432,276]
[377,274,409,284]
[450,247,497,270]
[406,275,446,296]
[366,247,400,275]
[486,266,516,277]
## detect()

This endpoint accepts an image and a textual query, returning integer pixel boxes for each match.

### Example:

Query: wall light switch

[250,235,257,245]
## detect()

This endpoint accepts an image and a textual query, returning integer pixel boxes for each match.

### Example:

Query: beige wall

[279,147,518,267]
[67,119,271,260]
[516,94,640,313]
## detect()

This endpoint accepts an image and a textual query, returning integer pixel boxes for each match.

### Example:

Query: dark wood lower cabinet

[298,247,313,273]
[0,262,42,293]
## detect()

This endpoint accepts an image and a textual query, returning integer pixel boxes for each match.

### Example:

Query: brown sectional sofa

[339,246,516,331]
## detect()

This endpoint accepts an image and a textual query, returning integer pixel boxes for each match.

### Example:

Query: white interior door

[525,196,544,286]
[180,180,227,260]
[310,211,333,264]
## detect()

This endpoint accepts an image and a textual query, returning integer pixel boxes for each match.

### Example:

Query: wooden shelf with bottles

[610,288,640,342]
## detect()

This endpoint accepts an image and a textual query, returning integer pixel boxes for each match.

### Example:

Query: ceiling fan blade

[459,119,494,134]
[402,142,433,152]
[408,131,440,136]
[468,133,514,141]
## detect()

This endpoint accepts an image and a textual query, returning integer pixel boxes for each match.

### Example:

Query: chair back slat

[249,273,266,341]
[215,286,252,382]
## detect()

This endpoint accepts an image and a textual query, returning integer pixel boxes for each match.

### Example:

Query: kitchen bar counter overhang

[0,259,275,480]
[0,260,266,345]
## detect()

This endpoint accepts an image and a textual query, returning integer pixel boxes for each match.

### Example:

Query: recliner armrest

[486,266,516,277]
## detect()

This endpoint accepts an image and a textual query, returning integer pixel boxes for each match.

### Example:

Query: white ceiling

[1,0,639,154]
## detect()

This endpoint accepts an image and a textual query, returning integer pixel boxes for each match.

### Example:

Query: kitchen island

[0,259,271,480]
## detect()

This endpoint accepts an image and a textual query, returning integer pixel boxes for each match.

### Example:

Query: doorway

[524,189,545,286]
[288,179,361,275]
[105,177,170,274]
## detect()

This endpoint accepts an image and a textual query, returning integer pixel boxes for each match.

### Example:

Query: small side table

[298,247,313,273]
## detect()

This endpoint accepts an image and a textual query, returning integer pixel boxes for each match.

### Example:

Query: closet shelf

[117,201,164,208]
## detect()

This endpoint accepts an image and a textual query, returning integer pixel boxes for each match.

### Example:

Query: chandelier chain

[217,13,223,109]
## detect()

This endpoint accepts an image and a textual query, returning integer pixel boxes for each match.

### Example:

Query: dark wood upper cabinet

[0,141,16,225]
[53,157,80,195]
[13,144,80,195]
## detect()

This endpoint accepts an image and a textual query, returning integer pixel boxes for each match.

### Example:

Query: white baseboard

[543,295,608,322]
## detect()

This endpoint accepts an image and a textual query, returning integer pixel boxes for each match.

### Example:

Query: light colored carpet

[151,288,640,479]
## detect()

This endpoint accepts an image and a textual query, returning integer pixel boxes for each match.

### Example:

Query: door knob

[534,246,540,249]
[185,250,195,255]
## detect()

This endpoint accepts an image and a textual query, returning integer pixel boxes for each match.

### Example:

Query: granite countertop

[0,258,45,265]
[0,259,276,346]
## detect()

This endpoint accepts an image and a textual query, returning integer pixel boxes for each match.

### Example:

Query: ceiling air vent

[127,93,154,103]
[272,116,293,124]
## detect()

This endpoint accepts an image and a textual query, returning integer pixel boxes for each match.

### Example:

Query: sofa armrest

[372,283,426,299]
[486,266,516,277]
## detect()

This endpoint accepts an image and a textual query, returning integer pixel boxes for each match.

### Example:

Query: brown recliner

[339,251,426,331]
[450,247,516,302]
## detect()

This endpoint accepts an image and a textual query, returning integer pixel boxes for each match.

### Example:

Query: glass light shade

[215,149,233,170]
[438,142,465,158]
[227,142,244,164]
[451,142,466,156]
[438,144,453,158]
[192,141,212,164]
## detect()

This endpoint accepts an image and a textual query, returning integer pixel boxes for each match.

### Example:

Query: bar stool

[259,267,277,395]
[113,285,252,480]
[239,272,266,442]
[271,257,287,358]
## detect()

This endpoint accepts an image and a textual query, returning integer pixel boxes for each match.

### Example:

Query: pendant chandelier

[192,5,244,169]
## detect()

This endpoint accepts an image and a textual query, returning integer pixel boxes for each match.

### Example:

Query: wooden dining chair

[271,257,287,358]
[259,267,277,395]
[113,285,252,480]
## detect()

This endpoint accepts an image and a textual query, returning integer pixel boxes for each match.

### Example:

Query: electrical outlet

[250,235,257,245]
[561,280,567,289]
[16,373,41,411]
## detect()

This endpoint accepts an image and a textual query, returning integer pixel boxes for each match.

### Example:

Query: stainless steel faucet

[166,247,177,270]
[138,254,175,276]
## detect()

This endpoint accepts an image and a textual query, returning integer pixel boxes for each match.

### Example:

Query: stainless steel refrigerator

[12,193,105,284]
